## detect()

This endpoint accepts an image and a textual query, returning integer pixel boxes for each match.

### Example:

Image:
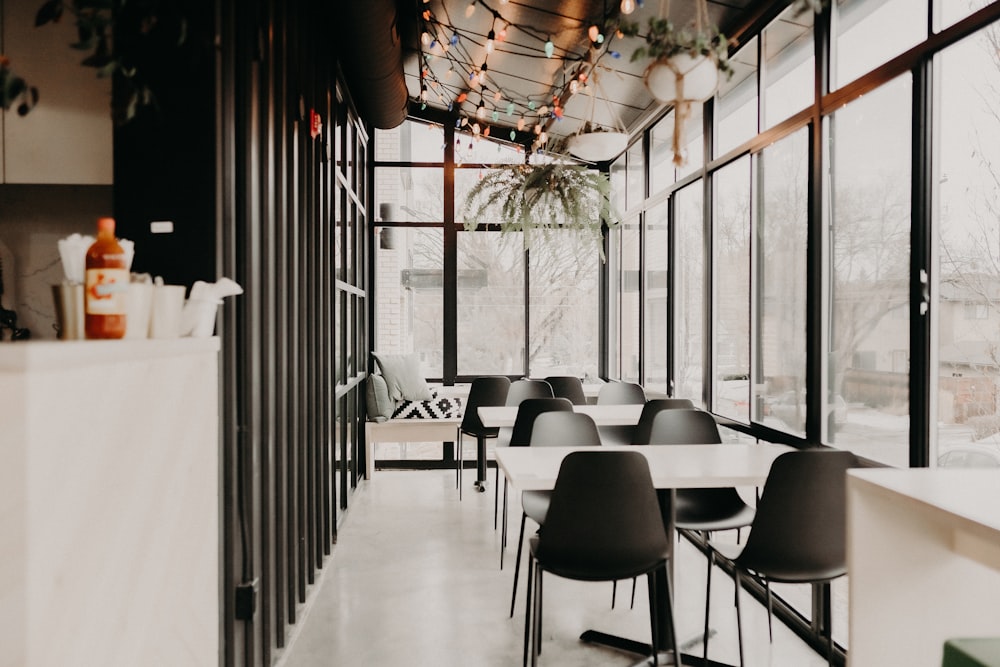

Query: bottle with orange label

[85,217,128,339]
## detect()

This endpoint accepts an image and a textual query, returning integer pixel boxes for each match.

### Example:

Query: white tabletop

[478,403,645,428]
[495,443,792,491]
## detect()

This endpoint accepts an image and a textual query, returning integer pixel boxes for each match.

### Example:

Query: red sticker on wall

[310,109,322,139]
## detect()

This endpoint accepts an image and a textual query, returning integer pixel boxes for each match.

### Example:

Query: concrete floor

[276,470,833,667]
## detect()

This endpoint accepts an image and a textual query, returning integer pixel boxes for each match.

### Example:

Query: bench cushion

[392,391,463,419]
[372,352,434,401]
[365,374,394,423]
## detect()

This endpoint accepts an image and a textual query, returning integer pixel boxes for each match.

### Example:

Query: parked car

[937,445,1000,468]
[765,390,848,427]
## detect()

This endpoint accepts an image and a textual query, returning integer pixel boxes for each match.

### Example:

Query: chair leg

[510,512,527,618]
[494,468,500,528]
[456,430,461,494]
[734,570,745,667]
[765,579,773,643]
[531,565,543,666]
[704,550,714,666]
[611,579,617,608]
[475,435,487,492]
[630,577,637,609]
[646,574,659,667]
[662,565,681,664]
[503,478,509,547]
[523,554,534,667]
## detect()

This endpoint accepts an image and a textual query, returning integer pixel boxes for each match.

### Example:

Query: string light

[486,29,495,53]
[476,101,487,120]
[464,1,476,18]
[477,61,488,86]
[544,37,554,58]
[620,0,637,14]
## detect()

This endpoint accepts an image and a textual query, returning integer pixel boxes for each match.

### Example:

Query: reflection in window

[675,183,704,403]
[715,37,758,159]
[649,111,677,195]
[618,217,641,382]
[758,128,809,435]
[374,167,443,222]
[763,7,814,129]
[529,232,600,379]
[457,231,525,375]
[645,200,669,393]
[375,119,444,163]
[936,0,992,32]
[934,24,1000,467]
[827,76,911,465]
[375,227,444,377]
[454,132,524,165]
[627,141,645,209]
[714,156,752,422]
[834,0,927,87]
[677,104,705,179]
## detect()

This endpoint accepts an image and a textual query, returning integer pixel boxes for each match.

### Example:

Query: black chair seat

[529,534,666,582]
[675,488,757,531]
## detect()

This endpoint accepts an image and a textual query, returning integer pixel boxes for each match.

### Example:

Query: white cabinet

[0,0,112,184]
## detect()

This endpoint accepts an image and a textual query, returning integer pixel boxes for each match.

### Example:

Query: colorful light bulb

[544,39,554,58]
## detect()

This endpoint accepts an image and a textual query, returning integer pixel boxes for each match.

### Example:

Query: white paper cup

[124,283,153,339]
[149,285,186,339]
[183,298,221,338]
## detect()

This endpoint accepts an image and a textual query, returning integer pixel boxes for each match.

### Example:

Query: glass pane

[758,128,809,434]
[675,183,704,403]
[834,0,928,87]
[610,153,626,215]
[827,75,912,465]
[374,167,443,222]
[763,7,814,129]
[676,103,704,179]
[934,24,1000,468]
[936,0,991,32]
[644,200,669,394]
[649,110,677,194]
[627,141,645,210]
[715,37,758,158]
[457,231,525,374]
[375,120,444,162]
[619,217,641,382]
[374,227,444,377]
[454,132,525,164]
[714,156,752,422]
[528,232,600,380]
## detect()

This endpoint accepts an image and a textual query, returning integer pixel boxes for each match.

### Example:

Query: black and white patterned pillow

[392,390,463,419]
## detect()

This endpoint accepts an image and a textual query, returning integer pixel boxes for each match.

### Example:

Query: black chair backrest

[736,449,859,582]
[597,381,646,405]
[536,451,669,576]
[544,376,588,405]
[632,399,697,445]
[509,397,574,447]
[646,408,721,445]
[530,412,602,448]
[506,379,554,406]
[460,376,511,436]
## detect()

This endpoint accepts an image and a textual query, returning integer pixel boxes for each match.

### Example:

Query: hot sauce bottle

[84,217,128,339]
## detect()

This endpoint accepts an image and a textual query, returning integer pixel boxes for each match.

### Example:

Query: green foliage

[0,58,39,115]
[31,0,187,124]
[462,163,621,260]
[620,17,733,77]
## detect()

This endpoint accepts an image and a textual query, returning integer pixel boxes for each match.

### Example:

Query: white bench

[363,417,463,479]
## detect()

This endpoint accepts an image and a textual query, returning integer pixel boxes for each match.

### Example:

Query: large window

[715,37,758,159]
[714,157,752,421]
[644,200,669,393]
[757,128,809,434]
[763,6,814,129]
[934,20,1000,468]
[834,0,927,87]
[614,216,641,383]
[674,183,704,404]
[827,76,912,465]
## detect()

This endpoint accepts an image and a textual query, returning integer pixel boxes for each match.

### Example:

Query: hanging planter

[461,162,620,260]
[567,71,629,163]
[622,1,733,166]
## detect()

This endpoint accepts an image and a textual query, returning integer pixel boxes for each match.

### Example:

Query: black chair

[493,379,555,516]
[458,376,510,499]
[596,381,646,446]
[703,449,858,667]
[631,398,695,446]
[497,397,573,557]
[543,375,588,405]
[509,411,601,617]
[610,398,698,609]
[524,450,679,667]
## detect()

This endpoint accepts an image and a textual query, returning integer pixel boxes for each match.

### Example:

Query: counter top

[0,336,220,371]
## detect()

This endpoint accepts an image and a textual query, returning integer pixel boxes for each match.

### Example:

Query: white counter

[0,338,220,667]
[847,468,1000,667]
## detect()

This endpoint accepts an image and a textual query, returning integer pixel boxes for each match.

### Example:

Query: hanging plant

[567,71,629,163]
[462,163,620,260]
[621,2,733,166]
[0,57,39,115]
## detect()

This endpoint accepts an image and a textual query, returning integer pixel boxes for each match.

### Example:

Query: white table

[496,443,790,666]
[478,403,645,428]
[848,468,1000,667]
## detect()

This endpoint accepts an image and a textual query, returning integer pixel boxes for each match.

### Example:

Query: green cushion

[371,352,433,402]
[944,638,1000,667]
[365,374,394,422]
